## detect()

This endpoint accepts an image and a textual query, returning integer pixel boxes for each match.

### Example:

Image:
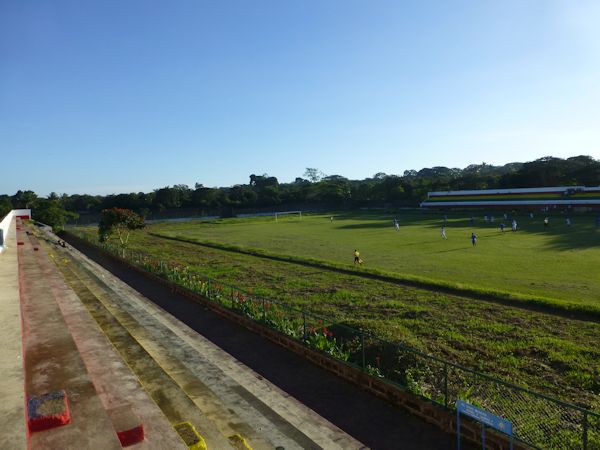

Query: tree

[12,190,38,208]
[249,174,279,188]
[191,185,221,209]
[229,184,258,206]
[313,176,351,204]
[0,196,12,219]
[98,208,145,256]
[256,185,281,206]
[34,198,78,232]
[304,168,325,183]
[565,156,600,185]
[152,185,192,210]
[62,194,102,212]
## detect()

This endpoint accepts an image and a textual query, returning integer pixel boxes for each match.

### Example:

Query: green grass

[68,221,600,410]
[67,210,600,411]
[147,210,600,310]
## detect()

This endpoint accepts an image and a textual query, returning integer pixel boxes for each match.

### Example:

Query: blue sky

[1,1,599,195]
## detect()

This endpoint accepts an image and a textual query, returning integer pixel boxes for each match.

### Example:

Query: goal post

[274,211,302,223]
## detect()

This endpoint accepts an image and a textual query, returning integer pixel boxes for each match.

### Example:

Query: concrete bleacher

[18,219,127,449]
[25,226,186,449]
[0,215,187,449]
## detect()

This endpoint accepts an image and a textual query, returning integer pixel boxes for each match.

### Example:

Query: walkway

[0,216,26,449]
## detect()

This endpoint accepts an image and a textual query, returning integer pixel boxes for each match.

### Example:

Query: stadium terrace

[420,186,600,209]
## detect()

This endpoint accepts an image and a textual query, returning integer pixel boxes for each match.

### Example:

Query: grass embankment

[71,226,600,409]
[150,211,600,312]
[151,232,600,320]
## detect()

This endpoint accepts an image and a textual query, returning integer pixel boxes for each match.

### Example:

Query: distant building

[420,186,600,209]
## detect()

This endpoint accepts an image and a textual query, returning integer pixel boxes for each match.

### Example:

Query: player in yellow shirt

[354,249,363,265]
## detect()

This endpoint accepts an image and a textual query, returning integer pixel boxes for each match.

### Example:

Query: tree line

[2,155,599,229]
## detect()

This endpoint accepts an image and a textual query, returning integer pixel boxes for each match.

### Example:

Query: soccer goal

[274,211,302,223]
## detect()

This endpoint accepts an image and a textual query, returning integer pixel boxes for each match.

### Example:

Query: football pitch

[149,210,600,309]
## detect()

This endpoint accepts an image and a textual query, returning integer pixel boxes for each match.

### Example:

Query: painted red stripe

[117,424,145,447]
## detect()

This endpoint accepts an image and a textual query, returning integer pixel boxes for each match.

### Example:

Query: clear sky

[2,1,599,196]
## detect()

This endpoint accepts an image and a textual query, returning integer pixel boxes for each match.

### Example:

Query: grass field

[149,210,600,309]
[69,210,600,411]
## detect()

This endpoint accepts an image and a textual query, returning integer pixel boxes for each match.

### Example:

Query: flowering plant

[305,325,349,361]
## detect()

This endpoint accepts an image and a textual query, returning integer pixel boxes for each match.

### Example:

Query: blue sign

[456,400,513,450]
[457,400,513,435]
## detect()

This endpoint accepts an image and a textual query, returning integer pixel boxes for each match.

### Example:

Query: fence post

[583,411,588,450]
[262,298,266,322]
[231,287,235,309]
[361,332,366,370]
[444,362,449,408]
[303,312,306,339]
[207,278,211,298]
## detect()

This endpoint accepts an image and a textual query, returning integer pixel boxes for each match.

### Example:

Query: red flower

[328,331,333,337]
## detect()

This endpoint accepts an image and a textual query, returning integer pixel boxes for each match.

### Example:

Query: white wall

[0,209,31,253]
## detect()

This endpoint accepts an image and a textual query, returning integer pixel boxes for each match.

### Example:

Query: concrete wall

[0,209,31,253]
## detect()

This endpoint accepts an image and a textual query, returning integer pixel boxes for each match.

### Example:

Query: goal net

[274,211,303,223]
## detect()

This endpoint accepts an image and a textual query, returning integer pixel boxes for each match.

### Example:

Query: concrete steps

[31,232,186,449]
[48,243,235,449]
[17,223,123,449]
[60,260,274,448]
